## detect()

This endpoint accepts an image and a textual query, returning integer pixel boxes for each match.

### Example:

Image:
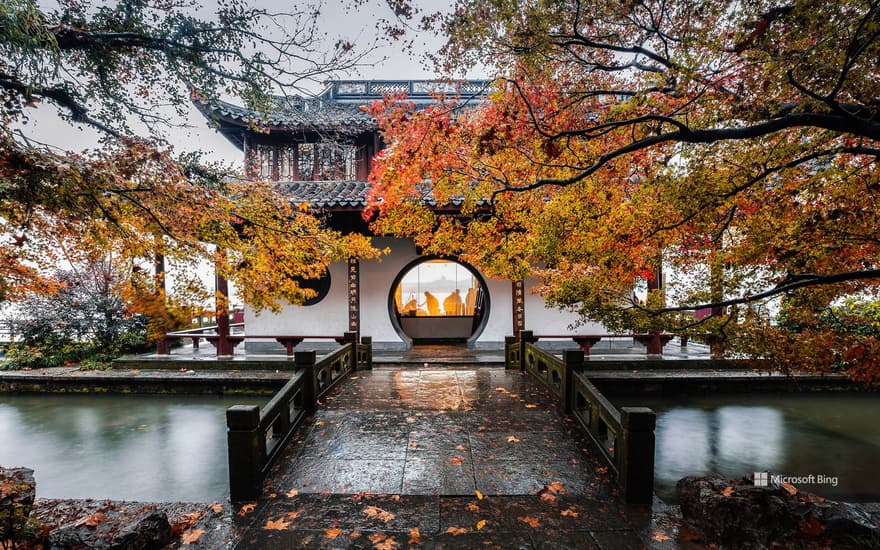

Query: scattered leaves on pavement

[518,516,540,527]
[180,528,204,545]
[264,517,289,530]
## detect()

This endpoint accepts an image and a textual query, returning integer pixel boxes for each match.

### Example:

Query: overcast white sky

[21,0,482,168]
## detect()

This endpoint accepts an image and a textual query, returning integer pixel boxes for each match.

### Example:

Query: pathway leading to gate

[229,366,690,549]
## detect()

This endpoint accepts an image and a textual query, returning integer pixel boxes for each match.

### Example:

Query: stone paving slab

[229,366,692,549]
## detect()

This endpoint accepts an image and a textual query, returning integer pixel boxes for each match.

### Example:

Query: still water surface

[0,393,264,501]
[616,393,880,503]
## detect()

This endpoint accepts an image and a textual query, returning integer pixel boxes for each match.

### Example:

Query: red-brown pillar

[215,261,233,357]
[154,243,170,355]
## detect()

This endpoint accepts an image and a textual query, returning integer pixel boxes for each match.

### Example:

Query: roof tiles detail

[208,97,377,134]
[277,181,371,208]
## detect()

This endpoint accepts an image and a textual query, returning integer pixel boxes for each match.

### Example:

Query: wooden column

[348,258,360,335]
[270,145,280,182]
[512,280,525,335]
[291,144,300,181]
[709,254,725,358]
[154,252,166,294]
[154,249,170,355]
[215,259,233,357]
[646,262,664,357]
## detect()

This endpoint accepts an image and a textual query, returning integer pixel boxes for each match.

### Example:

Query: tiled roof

[276,180,487,210]
[203,97,377,135]
[197,80,491,136]
[277,181,371,208]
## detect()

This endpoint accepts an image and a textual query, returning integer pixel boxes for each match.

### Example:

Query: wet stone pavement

[229,367,693,549]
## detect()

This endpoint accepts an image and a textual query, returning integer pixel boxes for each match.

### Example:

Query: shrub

[0,261,150,370]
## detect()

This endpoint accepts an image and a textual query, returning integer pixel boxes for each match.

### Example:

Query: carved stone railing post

[562,349,584,415]
[226,405,263,502]
[619,407,656,505]
[295,351,317,413]
[504,336,518,370]
[359,336,373,370]
[518,330,534,373]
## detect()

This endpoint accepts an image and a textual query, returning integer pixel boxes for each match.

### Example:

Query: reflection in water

[617,394,880,502]
[0,394,264,501]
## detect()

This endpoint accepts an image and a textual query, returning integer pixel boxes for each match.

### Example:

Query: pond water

[0,393,264,502]
[615,393,880,503]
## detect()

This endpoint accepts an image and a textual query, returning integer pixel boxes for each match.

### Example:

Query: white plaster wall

[244,238,593,344]
[244,261,348,335]
[523,277,605,334]
[480,277,513,341]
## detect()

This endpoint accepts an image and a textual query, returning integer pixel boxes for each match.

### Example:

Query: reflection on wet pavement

[231,367,694,549]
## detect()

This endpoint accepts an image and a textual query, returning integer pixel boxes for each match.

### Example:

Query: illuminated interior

[391,259,487,343]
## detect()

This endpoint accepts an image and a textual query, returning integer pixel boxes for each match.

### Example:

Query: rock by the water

[109,509,172,549]
[49,508,172,550]
[676,476,880,548]
[0,466,37,541]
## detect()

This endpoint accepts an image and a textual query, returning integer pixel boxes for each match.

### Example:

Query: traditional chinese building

[197,80,602,348]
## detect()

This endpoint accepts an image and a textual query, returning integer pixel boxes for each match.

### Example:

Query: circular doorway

[388,257,490,346]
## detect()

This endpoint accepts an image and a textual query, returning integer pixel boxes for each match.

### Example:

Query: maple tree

[367,0,880,382]
[0,0,378,338]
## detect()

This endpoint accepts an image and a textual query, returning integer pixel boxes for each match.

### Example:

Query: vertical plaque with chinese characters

[348,258,360,333]
[512,280,525,334]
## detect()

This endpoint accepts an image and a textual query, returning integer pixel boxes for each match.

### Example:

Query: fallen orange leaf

[781,482,798,495]
[363,506,395,523]
[264,517,290,530]
[450,456,465,466]
[325,527,342,539]
[286,509,303,520]
[561,508,579,517]
[286,488,299,497]
[475,490,484,500]
[525,404,537,408]
[238,503,256,516]
[652,531,671,542]
[548,481,566,494]
[375,537,397,550]
[476,519,487,530]
[408,527,423,545]
[446,526,468,536]
[83,512,108,527]
[180,528,204,545]
[467,503,480,512]
[507,435,520,443]
[721,486,734,497]
[519,516,540,527]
